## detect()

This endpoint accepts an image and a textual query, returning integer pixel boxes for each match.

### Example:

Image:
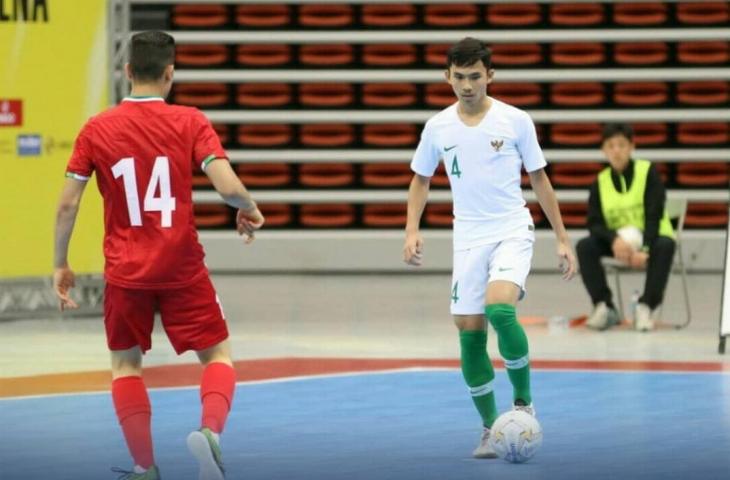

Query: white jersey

[411,98,547,250]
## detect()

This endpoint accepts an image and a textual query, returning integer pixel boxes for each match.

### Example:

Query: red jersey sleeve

[65,121,95,180]
[192,111,227,172]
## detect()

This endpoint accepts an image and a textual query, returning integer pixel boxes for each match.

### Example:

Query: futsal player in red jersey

[52,31,263,480]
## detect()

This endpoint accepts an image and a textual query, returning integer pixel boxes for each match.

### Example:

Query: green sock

[485,304,532,405]
[459,330,498,428]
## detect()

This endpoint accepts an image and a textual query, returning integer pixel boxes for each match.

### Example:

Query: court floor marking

[0,358,730,401]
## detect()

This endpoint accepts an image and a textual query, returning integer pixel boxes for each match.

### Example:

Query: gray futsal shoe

[586,302,620,331]
[473,427,498,458]
[187,428,225,480]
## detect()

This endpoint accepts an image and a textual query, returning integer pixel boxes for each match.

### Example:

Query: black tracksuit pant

[576,235,676,310]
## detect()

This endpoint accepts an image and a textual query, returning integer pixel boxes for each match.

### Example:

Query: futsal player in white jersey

[403,38,577,458]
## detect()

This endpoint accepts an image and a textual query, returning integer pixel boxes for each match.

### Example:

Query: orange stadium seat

[676,163,729,186]
[551,124,602,146]
[632,123,669,146]
[362,83,418,107]
[490,83,543,107]
[300,124,356,147]
[212,124,230,145]
[298,4,353,27]
[424,4,480,26]
[257,203,293,227]
[237,124,293,147]
[684,203,729,228]
[527,203,545,226]
[172,5,229,28]
[362,44,418,66]
[299,204,356,227]
[613,82,669,106]
[236,163,292,187]
[361,164,413,187]
[550,163,604,187]
[299,163,355,187]
[676,81,729,106]
[425,203,453,227]
[486,4,541,26]
[424,83,455,107]
[173,83,229,107]
[236,84,293,107]
[299,83,355,107]
[192,170,211,188]
[361,4,417,27]
[299,44,355,66]
[236,4,291,27]
[613,42,669,65]
[550,43,606,65]
[236,45,292,66]
[559,204,589,227]
[676,2,729,25]
[424,44,450,66]
[176,45,229,67]
[193,204,230,228]
[491,44,543,66]
[431,163,450,187]
[653,162,670,184]
[550,82,605,106]
[363,204,408,227]
[363,124,418,147]
[677,41,729,64]
[549,3,604,26]
[613,2,667,25]
[677,123,729,145]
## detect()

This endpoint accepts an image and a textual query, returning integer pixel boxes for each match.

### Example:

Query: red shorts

[104,275,229,354]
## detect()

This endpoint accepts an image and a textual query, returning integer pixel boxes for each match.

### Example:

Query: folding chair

[601,198,692,329]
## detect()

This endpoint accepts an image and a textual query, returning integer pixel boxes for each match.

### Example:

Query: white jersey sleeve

[410,123,440,177]
[516,112,547,173]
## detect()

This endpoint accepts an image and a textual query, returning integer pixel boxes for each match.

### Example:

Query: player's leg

[636,236,676,330]
[576,236,620,330]
[105,284,160,479]
[159,275,231,480]
[485,236,534,413]
[452,246,499,458]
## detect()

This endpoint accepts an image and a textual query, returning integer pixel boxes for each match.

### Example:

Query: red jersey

[66,97,227,289]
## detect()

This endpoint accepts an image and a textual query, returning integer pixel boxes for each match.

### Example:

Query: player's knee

[651,236,676,256]
[576,236,598,258]
[485,304,517,330]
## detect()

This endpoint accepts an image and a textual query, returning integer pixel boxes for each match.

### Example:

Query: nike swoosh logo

[498,267,513,272]
[444,145,457,152]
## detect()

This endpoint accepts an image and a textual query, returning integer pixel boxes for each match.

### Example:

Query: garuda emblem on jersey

[490,139,504,152]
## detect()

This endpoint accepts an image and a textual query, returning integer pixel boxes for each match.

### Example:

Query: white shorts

[450,235,534,315]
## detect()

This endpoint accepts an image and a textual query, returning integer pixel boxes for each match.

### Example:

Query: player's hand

[403,231,424,267]
[53,267,79,311]
[557,239,577,280]
[612,237,634,264]
[236,206,265,244]
[629,251,649,269]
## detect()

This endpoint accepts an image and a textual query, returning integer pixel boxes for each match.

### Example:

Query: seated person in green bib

[577,123,675,332]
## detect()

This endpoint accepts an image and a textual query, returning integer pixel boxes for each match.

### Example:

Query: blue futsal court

[2,369,729,480]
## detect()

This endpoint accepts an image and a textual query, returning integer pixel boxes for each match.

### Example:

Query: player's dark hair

[129,31,175,82]
[601,123,634,143]
[446,37,492,70]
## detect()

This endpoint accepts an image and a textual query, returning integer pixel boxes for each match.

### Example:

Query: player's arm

[204,159,265,243]
[53,177,88,310]
[403,173,431,266]
[528,168,576,280]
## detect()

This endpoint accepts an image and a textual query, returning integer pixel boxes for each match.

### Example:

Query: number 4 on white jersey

[111,156,177,227]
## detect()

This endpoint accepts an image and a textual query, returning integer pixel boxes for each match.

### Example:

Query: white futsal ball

[617,225,643,250]
[488,410,543,463]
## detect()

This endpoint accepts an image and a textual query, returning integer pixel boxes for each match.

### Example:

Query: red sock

[200,362,236,433]
[111,376,155,469]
